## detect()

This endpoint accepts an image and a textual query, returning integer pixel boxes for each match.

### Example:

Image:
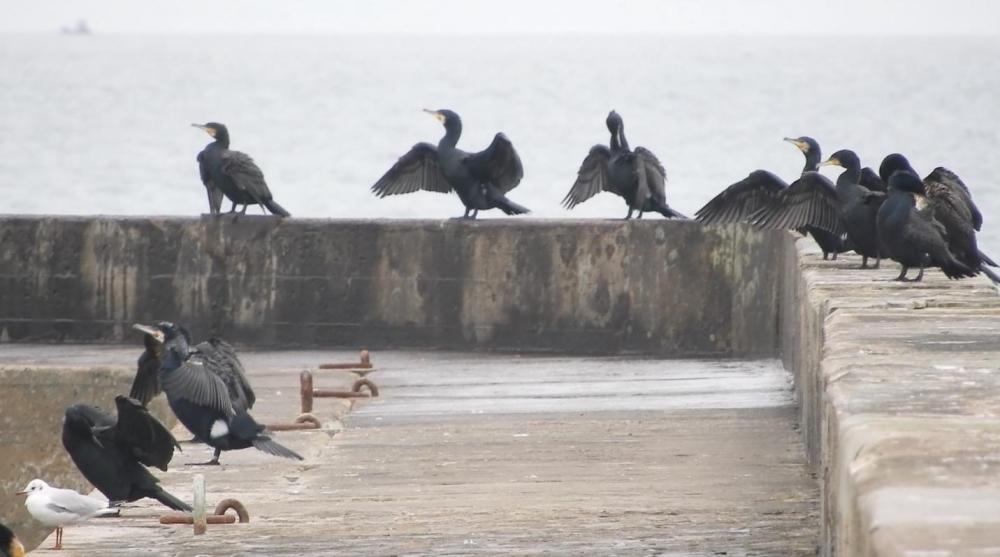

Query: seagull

[17,479,117,550]
[0,522,24,557]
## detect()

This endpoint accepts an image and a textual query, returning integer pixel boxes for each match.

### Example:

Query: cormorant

[0,522,24,557]
[133,322,302,465]
[878,153,997,280]
[129,330,163,405]
[695,136,848,260]
[193,122,290,217]
[877,171,978,281]
[562,110,685,219]
[130,330,253,411]
[819,149,886,268]
[62,396,190,511]
[371,109,528,219]
[17,480,118,551]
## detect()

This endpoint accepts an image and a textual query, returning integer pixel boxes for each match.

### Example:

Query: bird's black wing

[925,167,982,231]
[464,133,524,193]
[111,396,180,472]
[220,150,273,203]
[748,171,843,234]
[633,147,667,206]
[562,145,611,209]
[695,170,788,225]
[371,142,451,197]
[860,167,886,193]
[130,335,162,406]
[194,338,255,412]
[160,355,235,417]
[197,151,223,214]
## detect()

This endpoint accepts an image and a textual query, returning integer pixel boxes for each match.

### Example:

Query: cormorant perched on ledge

[562,110,685,219]
[193,122,290,217]
[133,322,301,465]
[819,149,885,268]
[878,171,978,281]
[62,396,190,510]
[878,154,997,281]
[371,109,528,219]
[695,136,848,260]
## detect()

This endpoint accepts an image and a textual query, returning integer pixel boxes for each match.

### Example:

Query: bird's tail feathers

[252,436,304,461]
[495,196,530,216]
[980,264,1000,284]
[939,256,978,280]
[978,249,998,268]
[263,199,291,217]
[152,488,192,511]
[651,199,687,219]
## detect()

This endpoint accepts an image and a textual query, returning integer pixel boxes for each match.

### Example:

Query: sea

[1,34,999,254]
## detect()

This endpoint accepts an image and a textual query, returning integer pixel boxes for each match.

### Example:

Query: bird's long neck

[802,148,821,173]
[617,124,630,151]
[839,162,861,185]
[439,121,462,150]
[213,135,230,149]
[609,129,620,151]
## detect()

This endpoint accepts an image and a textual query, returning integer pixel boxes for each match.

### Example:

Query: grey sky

[2,0,998,35]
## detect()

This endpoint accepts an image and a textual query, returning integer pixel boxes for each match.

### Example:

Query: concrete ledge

[0,365,174,549]
[0,216,783,356]
[781,235,1000,556]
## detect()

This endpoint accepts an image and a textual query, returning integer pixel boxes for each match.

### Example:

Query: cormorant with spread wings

[371,109,528,219]
[562,110,685,219]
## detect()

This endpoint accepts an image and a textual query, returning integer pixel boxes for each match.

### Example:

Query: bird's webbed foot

[186,457,221,466]
[873,258,881,269]
[860,257,869,269]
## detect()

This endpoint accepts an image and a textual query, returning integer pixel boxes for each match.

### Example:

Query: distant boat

[60,20,92,36]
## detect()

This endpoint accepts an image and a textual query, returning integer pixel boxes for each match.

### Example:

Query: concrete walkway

[17,348,817,556]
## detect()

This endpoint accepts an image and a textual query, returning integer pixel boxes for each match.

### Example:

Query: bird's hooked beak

[783,137,809,153]
[819,157,842,168]
[422,109,445,123]
[191,123,215,137]
[132,324,165,344]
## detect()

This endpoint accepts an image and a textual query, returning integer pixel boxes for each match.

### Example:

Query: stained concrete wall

[780,235,1000,556]
[0,366,174,549]
[0,216,783,357]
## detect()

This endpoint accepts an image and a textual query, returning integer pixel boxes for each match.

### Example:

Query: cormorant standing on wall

[193,122,290,217]
[877,154,997,281]
[695,136,848,260]
[62,396,190,510]
[562,110,685,219]
[877,171,978,281]
[133,322,301,465]
[819,149,885,268]
[372,109,528,219]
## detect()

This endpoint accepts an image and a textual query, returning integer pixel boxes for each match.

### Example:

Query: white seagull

[17,479,117,550]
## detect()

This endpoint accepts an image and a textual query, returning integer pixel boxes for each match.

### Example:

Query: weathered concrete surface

[0,347,818,555]
[781,236,1000,556]
[0,217,782,356]
[0,363,174,549]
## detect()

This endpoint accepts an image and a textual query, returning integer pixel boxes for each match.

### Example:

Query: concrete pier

[2,217,1000,555]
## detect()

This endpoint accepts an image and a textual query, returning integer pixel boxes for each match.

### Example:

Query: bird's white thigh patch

[210,419,229,439]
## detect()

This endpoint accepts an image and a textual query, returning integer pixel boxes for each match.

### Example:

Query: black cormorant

[130,330,164,405]
[133,322,302,465]
[371,109,528,219]
[193,122,290,217]
[695,136,848,260]
[0,523,24,557]
[877,171,978,281]
[192,337,256,412]
[819,149,885,268]
[562,111,685,219]
[878,153,996,280]
[62,396,190,510]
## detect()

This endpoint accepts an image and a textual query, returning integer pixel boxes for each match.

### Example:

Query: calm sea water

[1,34,999,253]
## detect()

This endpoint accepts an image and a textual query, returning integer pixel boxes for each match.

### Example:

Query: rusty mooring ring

[214,499,250,523]
[352,378,379,397]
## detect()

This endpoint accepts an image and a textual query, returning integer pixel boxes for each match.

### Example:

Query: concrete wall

[780,235,1000,556]
[0,216,783,357]
[0,366,173,549]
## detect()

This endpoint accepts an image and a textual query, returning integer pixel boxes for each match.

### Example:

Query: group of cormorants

[194,108,994,283]
[13,322,302,549]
